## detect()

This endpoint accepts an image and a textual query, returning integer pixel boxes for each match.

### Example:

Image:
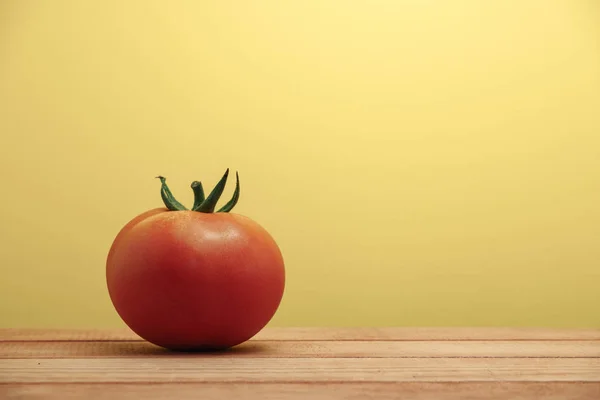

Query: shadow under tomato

[107,340,268,357]
[171,341,267,355]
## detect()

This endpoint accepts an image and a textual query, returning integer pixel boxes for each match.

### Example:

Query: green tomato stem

[157,169,240,213]
[191,181,205,210]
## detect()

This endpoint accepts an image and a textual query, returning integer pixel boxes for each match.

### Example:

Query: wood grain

[2,357,600,383]
[2,339,600,359]
[2,382,600,400]
[3,327,600,342]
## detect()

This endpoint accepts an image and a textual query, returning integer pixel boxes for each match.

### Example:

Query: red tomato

[106,169,285,350]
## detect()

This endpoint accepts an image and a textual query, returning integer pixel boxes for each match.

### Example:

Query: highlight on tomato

[106,169,285,350]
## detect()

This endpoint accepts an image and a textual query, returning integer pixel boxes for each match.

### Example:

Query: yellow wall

[1,1,599,329]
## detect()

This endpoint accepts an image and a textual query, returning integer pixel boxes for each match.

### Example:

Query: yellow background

[1,1,599,329]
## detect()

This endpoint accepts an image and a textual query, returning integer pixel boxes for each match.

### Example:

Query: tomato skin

[106,209,285,350]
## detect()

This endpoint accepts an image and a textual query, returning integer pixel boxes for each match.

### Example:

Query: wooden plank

[3,327,600,342]
[2,382,599,400]
[1,357,599,383]
[2,340,600,359]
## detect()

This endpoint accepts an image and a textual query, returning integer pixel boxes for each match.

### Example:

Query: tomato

[106,169,285,351]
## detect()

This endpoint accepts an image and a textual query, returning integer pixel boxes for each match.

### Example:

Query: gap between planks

[2,339,600,359]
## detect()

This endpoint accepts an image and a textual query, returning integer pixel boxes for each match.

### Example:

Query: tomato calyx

[156,168,240,213]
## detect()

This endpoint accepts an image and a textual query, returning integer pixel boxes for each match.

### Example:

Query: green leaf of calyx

[193,168,230,213]
[156,176,188,211]
[217,171,240,213]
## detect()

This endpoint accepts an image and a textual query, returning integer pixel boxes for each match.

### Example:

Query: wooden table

[1,327,600,399]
